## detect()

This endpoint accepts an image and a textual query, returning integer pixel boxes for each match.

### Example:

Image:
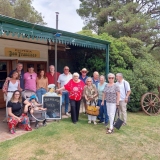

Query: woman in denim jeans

[97,75,109,125]
[36,70,48,103]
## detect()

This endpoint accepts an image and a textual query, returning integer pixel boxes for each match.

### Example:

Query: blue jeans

[36,88,47,103]
[97,99,109,123]
[62,91,69,113]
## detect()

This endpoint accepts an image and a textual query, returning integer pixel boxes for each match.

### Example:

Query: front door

[0,60,11,108]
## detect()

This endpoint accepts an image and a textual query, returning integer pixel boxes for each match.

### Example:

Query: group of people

[2,62,131,134]
[57,68,131,134]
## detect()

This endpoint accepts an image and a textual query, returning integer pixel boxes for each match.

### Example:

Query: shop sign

[4,47,40,58]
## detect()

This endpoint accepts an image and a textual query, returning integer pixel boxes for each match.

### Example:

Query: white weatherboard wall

[0,38,48,61]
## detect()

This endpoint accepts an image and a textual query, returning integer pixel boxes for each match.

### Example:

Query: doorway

[0,60,11,108]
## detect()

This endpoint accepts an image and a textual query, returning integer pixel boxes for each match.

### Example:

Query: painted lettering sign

[42,96,61,120]
[5,47,40,58]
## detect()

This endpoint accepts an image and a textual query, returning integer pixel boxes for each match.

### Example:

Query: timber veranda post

[106,44,109,78]
[55,12,59,88]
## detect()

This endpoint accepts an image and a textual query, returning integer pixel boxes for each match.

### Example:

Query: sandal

[106,129,113,134]
[10,128,15,134]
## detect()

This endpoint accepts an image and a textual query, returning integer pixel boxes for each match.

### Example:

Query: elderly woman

[83,77,98,125]
[97,75,109,125]
[7,90,32,134]
[102,73,120,134]
[56,72,85,124]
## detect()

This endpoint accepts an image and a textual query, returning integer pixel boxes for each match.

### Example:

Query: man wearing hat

[79,68,88,84]
[80,68,88,113]
[24,64,37,92]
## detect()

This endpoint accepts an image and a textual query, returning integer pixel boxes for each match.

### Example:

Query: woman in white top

[3,71,20,118]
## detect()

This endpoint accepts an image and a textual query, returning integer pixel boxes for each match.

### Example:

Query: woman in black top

[7,90,32,134]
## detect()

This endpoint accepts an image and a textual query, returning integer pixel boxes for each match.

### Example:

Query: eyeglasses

[108,77,114,79]
[87,81,92,82]
[64,69,69,70]
[82,71,87,73]
[30,75,32,79]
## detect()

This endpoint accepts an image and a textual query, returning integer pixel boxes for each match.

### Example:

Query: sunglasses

[87,81,92,82]
[64,69,69,70]
[30,75,32,79]
[108,77,114,79]
[82,71,87,73]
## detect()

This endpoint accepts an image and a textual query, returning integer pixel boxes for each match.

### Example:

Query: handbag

[86,101,100,116]
[114,108,124,130]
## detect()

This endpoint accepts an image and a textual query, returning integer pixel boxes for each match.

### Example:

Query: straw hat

[80,68,89,73]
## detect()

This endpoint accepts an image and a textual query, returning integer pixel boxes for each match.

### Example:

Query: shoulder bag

[114,108,124,130]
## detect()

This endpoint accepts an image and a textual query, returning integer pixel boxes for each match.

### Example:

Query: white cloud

[32,0,84,33]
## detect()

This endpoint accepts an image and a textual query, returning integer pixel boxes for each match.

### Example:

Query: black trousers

[70,99,81,123]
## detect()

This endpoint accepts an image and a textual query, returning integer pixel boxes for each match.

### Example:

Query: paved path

[0,105,85,143]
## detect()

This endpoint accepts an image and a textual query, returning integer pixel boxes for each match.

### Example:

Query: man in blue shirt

[79,68,88,84]
[92,71,99,88]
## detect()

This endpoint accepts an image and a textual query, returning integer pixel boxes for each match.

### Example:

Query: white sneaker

[88,120,91,124]
[66,112,70,116]
[94,121,97,125]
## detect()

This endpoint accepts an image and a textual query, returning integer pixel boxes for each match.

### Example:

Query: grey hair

[108,73,115,78]
[93,71,99,76]
[100,75,106,81]
[49,65,55,68]
[17,63,23,66]
[73,72,79,78]
[85,77,93,84]
[116,73,123,77]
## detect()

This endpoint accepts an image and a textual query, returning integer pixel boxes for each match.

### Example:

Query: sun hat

[80,68,89,73]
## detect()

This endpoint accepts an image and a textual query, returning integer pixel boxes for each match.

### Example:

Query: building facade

[0,14,110,108]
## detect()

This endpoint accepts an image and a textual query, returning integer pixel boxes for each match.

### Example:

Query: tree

[77,30,160,112]
[77,0,160,50]
[77,0,112,32]
[0,0,46,25]
[0,0,15,17]
[14,0,46,25]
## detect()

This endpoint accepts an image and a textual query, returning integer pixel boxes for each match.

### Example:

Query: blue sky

[32,0,84,33]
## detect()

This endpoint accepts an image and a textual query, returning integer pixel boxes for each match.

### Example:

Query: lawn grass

[0,112,160,160]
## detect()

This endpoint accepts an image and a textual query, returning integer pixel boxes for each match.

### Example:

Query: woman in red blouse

[56,72,85,124]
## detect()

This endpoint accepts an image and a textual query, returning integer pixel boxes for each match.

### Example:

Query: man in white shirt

[57,66,72,116]
[116,73,131,125]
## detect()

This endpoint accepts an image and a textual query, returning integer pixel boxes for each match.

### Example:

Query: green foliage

[0,0,15,17]
[14,0,46,25]
[77,0,160,50]
[0,0,46,25]
[77,30,160,112]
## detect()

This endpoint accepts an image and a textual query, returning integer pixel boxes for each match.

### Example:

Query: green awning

[0,15,110,50]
